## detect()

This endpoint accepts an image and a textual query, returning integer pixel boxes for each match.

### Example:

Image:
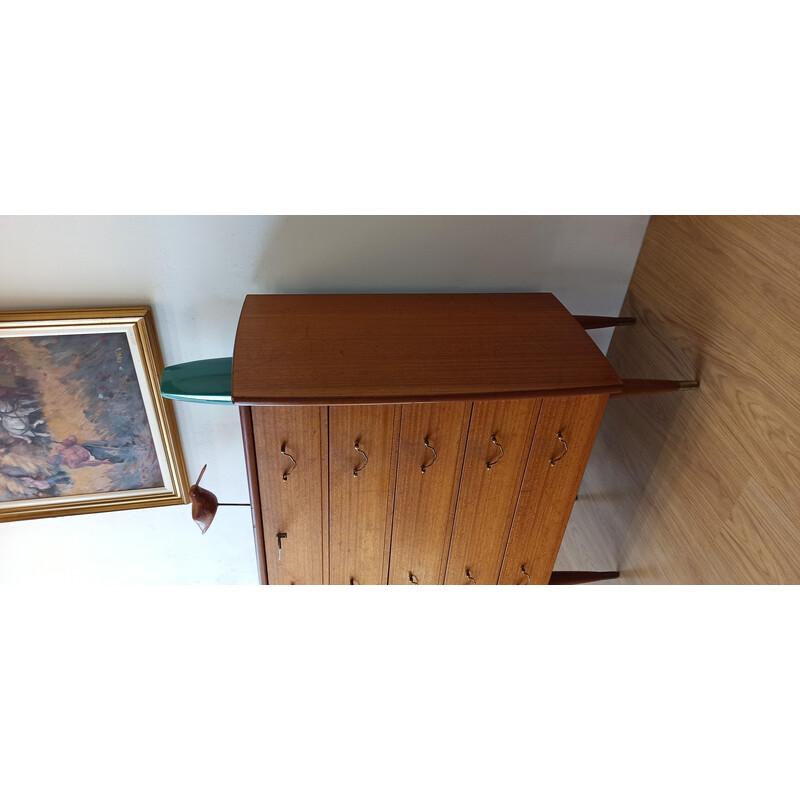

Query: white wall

[0,215,649,584]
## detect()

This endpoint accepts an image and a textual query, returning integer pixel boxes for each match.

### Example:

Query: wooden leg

[611,379,700,398]
[574,315,636,330]
[549,571,620,585]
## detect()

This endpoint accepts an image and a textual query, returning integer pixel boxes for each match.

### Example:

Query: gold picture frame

[0,307,189,522]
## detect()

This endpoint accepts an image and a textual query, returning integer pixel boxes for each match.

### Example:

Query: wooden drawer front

[499,394,608,585]
[444,399,542,585]
[252,406,328,585]
[388,402,471,585]
[329,405,401,585]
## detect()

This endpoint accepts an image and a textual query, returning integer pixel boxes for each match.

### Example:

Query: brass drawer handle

[280,443,297,481]
[353,440,368,477]
[520,565,531,585]
[549,432,568,466]
[276,532,287,560]
[409,572,419,584]
[466,569,477,584]
[420,437,437,473]
[486,435,504,470]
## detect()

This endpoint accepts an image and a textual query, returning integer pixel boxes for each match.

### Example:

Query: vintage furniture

[233,293,694,585]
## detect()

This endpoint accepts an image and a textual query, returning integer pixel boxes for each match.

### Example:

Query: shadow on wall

[574,386,688,570]
[562,286,705,576]
[249,216,649,305]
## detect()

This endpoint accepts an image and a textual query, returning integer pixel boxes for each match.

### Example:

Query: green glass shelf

[160,358,233,405]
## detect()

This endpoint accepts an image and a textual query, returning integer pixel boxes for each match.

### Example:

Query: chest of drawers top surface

[232,293,622,405]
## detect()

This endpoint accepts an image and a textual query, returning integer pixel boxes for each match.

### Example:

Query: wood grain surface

[557,215,800,584]
[387,402,471,585]
[328,405,401,585]
[233,293,622,405]
[239,407,268,585]
[498,394,608,584]
[444,399,541,585]
[251,406,327,584]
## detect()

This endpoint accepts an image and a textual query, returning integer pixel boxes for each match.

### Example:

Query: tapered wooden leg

[612,379,699,398]
[574,315,636,330]
[549,571,620,585]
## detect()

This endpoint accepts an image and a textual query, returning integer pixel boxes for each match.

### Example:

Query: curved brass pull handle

[549,432,568,466]
[276,532,287,560]
[486,435,504,470]
[353,440,368,477]
[466,569,477,584]
[280,443,297,481]
[520,565,531,585]
[409,572,418,585]
[421,437,438,474]
[350,577,359,585]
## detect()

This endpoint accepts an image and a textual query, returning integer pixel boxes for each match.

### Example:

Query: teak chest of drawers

[233,293,689,585]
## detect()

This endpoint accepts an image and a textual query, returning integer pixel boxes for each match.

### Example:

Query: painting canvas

[0,308,189,521]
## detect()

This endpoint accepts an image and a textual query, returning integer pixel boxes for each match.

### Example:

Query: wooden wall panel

[444,399,541,585]
[388,402,471,585]
[329,405,401,585]
[252,406,327,585]
[499,395,608,585]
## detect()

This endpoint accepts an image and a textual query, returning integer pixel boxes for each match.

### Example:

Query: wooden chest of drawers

[234,293,624,585]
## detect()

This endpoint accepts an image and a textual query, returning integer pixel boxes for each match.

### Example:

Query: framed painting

[0,307,189,522]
